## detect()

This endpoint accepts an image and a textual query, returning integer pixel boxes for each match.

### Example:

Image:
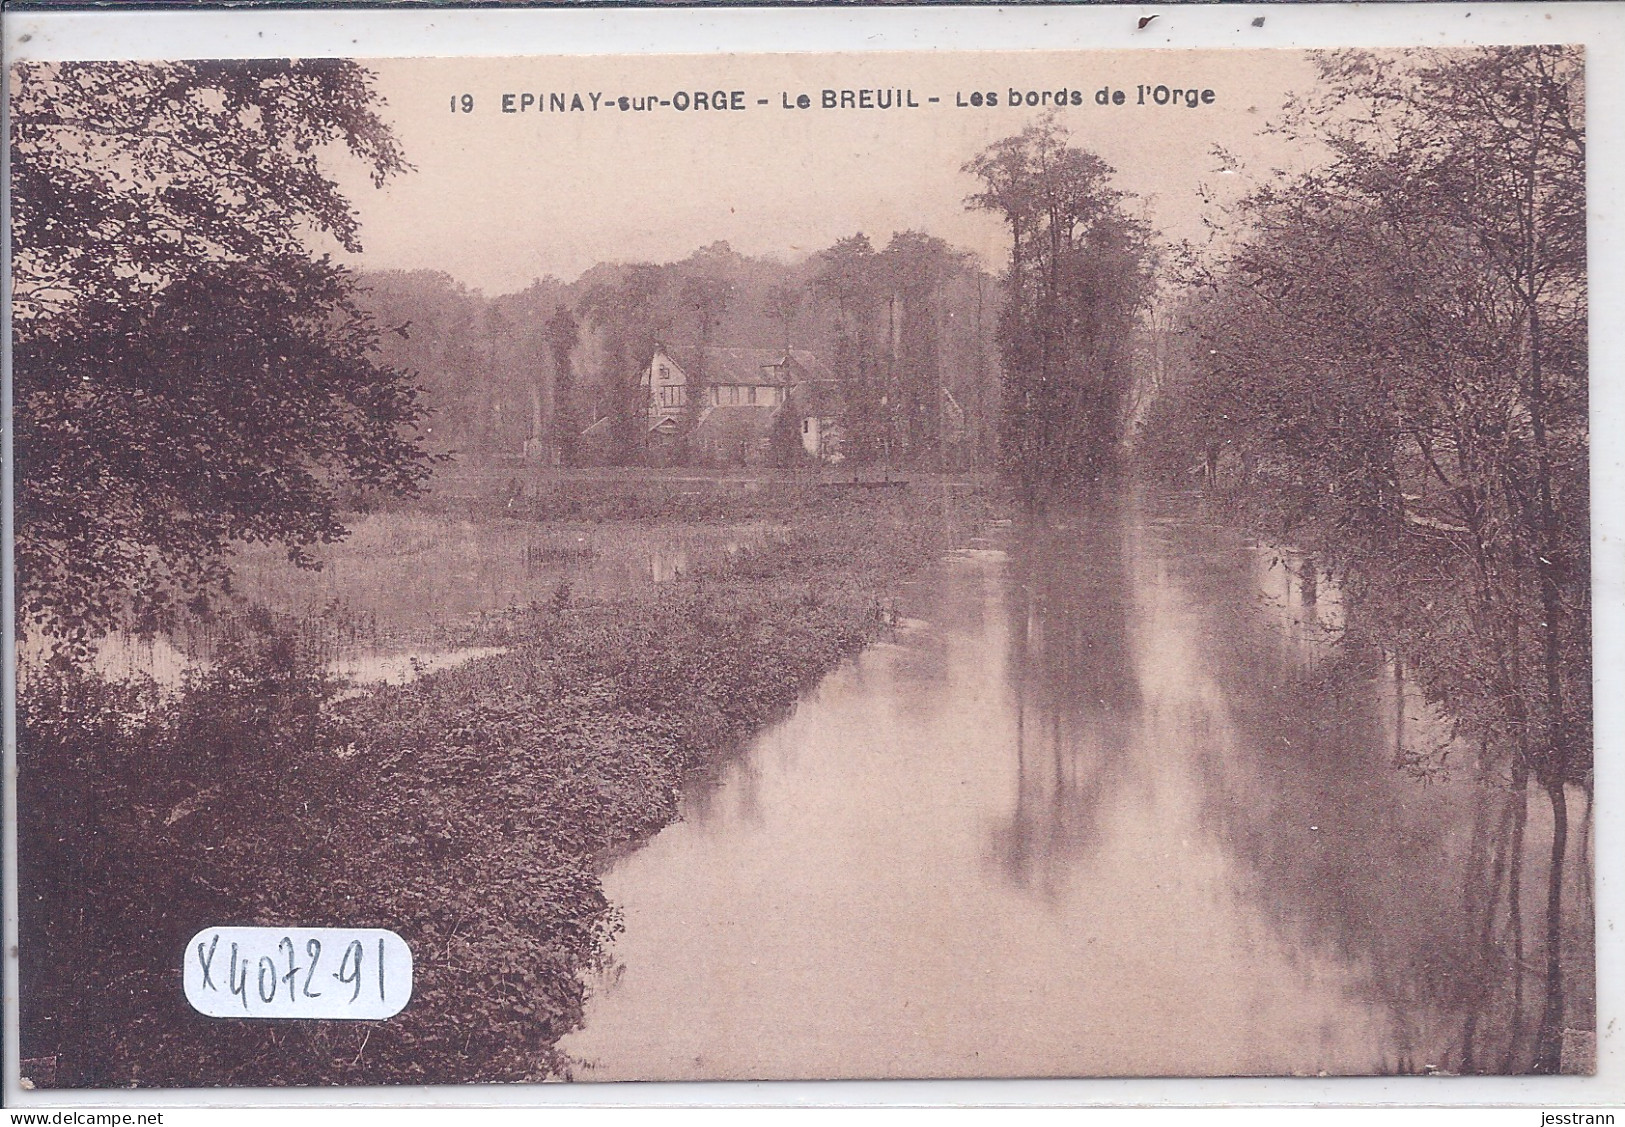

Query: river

[560,497,1593,1080]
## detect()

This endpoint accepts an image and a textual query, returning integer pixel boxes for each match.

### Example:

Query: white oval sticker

[184,927,412,1019]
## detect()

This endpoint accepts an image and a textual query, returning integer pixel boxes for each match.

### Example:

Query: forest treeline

[358,235,1003,469]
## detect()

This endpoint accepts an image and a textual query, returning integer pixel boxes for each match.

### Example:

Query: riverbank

[17,482,1000,1087]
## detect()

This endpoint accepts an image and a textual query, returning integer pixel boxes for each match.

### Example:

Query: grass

[227,466,981,647]
[18,475,1002,1087]
[229,511,791,645]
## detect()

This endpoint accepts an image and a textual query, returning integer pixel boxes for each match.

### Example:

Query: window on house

[803,418,811,434]
[658,365,670,381]
[728,386,739,405]
[747,386,757,405]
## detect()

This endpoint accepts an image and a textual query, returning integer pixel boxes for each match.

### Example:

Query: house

[641,344,838,465]
[792,377,845,462]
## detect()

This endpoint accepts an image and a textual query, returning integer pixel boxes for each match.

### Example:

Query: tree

[679,274,733,441]
[578,264,666,464]
[880,231,963,460]
[965,119,1154,501]
[1296,48,1586,1073]
[11,59,431,647]
[543,305,582,466]
[1147,46,1587,1072]
[813,234,886,463]
[764,283,803,351]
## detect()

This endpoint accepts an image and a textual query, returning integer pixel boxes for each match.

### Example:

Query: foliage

[768,402,815,469]
[543,305,582,465]
[881,231,967,459]
[1147,46,1587,790]
[1136,46,1588,1071]
[679,272,735,440]
[810,232,990,467]
[18,485,998,1086]
[12,59,433,646]
[358,238,1003,472]
[812,234,887,462]
[965,119,1155,500]
[578,265,667,464]
[763,283,803,350]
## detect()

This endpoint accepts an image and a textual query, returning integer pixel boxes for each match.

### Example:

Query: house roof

[691,402,781,445]
[658,344,828,388]
[788,378,843,414]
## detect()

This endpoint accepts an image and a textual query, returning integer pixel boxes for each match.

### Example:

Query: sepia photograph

[7,34,1596,1090]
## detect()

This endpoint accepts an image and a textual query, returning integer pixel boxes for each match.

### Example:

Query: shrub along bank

[18,486,993,1086]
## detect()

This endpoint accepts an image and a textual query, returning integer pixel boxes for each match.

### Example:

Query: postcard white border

[3,1,1621,1111]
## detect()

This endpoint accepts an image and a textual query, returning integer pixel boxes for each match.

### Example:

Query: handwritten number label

[279,937,298,998]
[229,944,250,1010]
[184,927,411,1019]
[258,957,277,1004]
[337,940,363,1004]
[303,939,323,999]
[196,934,219,990]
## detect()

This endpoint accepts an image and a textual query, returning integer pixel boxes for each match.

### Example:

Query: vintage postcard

[4,10,1606,1098]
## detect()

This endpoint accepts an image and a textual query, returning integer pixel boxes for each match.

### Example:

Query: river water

[560,498,1592,1080]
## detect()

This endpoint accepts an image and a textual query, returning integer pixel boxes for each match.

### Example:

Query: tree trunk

[1533,779,1569,1073]
[1501,762,1529,1073]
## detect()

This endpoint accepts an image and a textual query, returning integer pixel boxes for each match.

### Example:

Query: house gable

[645,346,692,418]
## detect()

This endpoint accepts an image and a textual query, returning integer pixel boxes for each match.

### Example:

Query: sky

[327,49,1325,296]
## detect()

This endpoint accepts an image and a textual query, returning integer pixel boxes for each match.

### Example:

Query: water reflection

[1152,512,1591,1074]
[61,631,512,700]
[995,501,1140,893]
[560,498,1591,1081]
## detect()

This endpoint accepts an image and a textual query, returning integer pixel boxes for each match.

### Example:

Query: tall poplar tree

[965,119,1153,501]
